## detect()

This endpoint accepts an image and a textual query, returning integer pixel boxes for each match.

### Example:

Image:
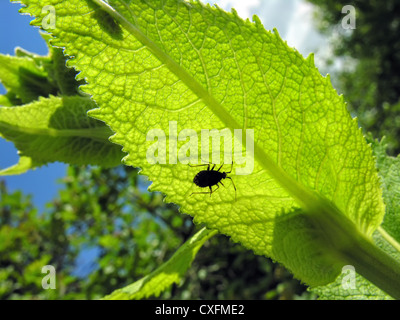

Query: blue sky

[0,0,326,211]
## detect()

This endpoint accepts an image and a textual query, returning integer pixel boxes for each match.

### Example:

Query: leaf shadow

[271,207,343,287]
[86,0,124,41]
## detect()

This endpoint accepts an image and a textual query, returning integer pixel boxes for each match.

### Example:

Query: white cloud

[203,0,327,65]
[285,0,325,56]
[204,0,260,20]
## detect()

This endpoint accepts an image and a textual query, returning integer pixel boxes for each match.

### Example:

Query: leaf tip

[230,7,239,17]
[252,14,262,26]
[272,27,282,40]
[306,53,315,66]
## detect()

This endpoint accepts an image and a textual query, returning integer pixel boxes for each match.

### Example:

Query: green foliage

[53,166,190,299]
[0,166,188,299]
[0,180,72,299]
[19,0,392,288]
[1,28,307,299]
[0,165,308,300]
[312,231,398,300]
[1,0,400,299]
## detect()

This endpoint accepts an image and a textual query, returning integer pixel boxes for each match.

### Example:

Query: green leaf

[0,52,57,104]
[372,138,400,242]
[0,34,117,173]
[0,95,124,172]
[18,0,400,294]
[0,33,85,107]
[50,46,85,96]
[0,93,18,107]
[0,156,40,176]
[103,227,216,300]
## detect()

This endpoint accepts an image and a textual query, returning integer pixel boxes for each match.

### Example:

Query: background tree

[0,166,309,299]
[306,0,400,154]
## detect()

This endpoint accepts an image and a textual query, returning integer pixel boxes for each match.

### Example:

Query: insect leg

[211,184,220,196]
[190,185,219,197]
[226,177,237,201]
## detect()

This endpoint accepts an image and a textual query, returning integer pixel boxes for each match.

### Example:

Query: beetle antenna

[225,161,234,174]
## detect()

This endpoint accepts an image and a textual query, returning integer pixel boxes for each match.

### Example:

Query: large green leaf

[18,0,398,291]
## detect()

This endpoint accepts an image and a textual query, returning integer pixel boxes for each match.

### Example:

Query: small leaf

[0,156,40,176]
[0,95,124,171]
[0,53,57,104]
[102,227,216,300]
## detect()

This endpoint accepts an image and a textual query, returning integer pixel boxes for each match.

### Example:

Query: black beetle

[190,162,236,200]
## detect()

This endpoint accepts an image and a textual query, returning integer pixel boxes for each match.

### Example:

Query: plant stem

[378,226,400,253]
[309,200,400,299]
[341,232,400,299]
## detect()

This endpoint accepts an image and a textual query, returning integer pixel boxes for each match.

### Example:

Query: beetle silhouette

[189,162,236,200]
